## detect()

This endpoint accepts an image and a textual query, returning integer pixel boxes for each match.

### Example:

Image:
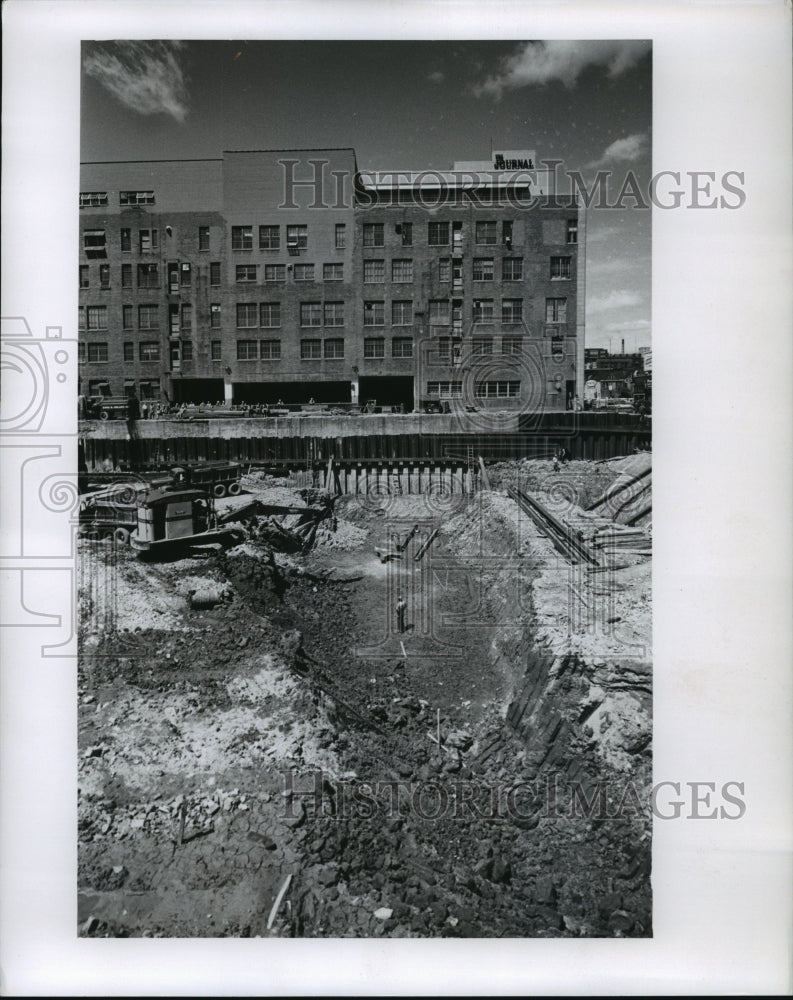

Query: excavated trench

[78,471,651,938]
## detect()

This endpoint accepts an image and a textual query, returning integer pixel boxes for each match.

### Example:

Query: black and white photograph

[1,1,791,994]
[75,38,653,940]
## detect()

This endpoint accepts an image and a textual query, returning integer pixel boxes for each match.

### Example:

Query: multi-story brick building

[78,147,585,411]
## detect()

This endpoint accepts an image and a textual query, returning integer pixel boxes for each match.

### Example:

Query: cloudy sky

[81,39,652,352]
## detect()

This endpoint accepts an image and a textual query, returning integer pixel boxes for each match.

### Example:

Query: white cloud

[590,133,648,168]
[83,41,189,122]
[473,40,650,98]
[588,290,643,313]
[428,70,444,84]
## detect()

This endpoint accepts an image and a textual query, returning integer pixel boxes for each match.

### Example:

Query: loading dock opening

[358,376,414,412]
[232,381,352,406]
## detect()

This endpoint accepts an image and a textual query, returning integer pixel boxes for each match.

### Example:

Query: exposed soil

[78,461,652,939]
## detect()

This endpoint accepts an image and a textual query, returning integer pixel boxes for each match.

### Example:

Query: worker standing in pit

[396,595,407,634]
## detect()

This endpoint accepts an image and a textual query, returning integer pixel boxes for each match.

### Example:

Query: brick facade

[79,149,585,411]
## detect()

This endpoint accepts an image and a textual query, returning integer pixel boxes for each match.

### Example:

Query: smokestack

[621,338,625,354]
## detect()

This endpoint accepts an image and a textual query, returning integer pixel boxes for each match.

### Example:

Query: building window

[83,230,106,258]
[364,259,385,284]
[439,258,451,282]
[400,222,413,247]
[429,299,449,325]
[335,224,346,249]
[363,223,384,248]
[475,221,497,245]
[98,264,110,289]
[78,307,85,330]
[210,262,221,285]
[199,226,210,251]
[87,343,109,363]
[472,337,494,355]
[502,337,523,354]
[300,339,322,360]
[80,192,108,208]
[427,381,462,398]
[501,299,523,324]
[567,220,578,244]
[236,303,258,328]
[294,263,315,281]
[231,225,253,250]
[139,229,158,253]
[392,259,413,283]
[120,228,131,253]
[211,341,222,361]
[139,379,160,399]
[120,190,155,206]
[550,256,571,279]
[139,342,160,362]
[264,264,286,281]
[286,225,308,250]
[502,220,514,246]
[179,262,191,286]
[181,304,192,331]
[323,263,343,281]
[392,337,413,358]
[122,305,133,330]
[123,342,134,362]
[502,258,523,281]
[260,339,281,360]
[260,302,281,328]
[79,265,89,288]
[181,341,193,362]
[168,304,181,336]
[428,221,450,246]
[259,225,280,250]
[210,303,221,328]
[475,380,520,398]
[473,258,494,281]
[300,302,322,327]
[324,301,344,327]
[86,305,107,330]
[237,340,258,361]
[121,263,132,288]
[138,305,159,330]
[364,337,385,359]
[236,264,257,282]
[391,300,413,326]
[546,298,567,323]
[137,263,159,289]
[364,301,384,326]
[324,338,344,359]
[473,299,494,324]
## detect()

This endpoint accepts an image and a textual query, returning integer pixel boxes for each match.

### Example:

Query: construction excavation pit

[77,453,652,939]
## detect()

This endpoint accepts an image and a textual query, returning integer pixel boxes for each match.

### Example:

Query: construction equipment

[130,489,245,556]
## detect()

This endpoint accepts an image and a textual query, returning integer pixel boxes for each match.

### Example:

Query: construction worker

[396,595,407,634]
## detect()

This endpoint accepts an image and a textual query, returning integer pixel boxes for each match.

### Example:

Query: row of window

[425,381,521,398]
[234,302,346,329]
[80,297,568,332]
[79,342,163,362]
[230,223,346,251]
[233,339,410,362]
[361,220,578,247]
[434,337,526,357]
[82,219,579,259]
[80,190,156,208]
[78,256,572,290]
[80,259,354,287]
[234,263,345,282]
